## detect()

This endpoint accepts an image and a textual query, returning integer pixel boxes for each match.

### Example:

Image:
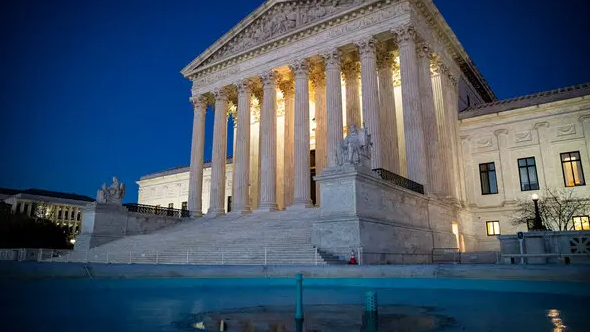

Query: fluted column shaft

[188,95,207,216]
[289,59,313,209]
[357,38,382,169]
[417,44,442,195]
[323,50,344,168]
[311,66,326,206]
[232,80,253,214]
[342,59,362,129]
[281,81,295,206]
[395,26,428,188]
[256,71,280,212]
[377,51,400,174]
[208,88,229,216]
[431,63,452,197]
[444,72,463,201]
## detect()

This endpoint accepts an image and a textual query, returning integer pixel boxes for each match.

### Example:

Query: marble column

[417,43,441,195]
[289,59,313,209]
[322,49,344,168]
[377,49,400,174]
[232,79,253,214]
[188,94,208,216]
[280,80,295,206]
[431,60,452,197]
[207,87,229,216]
[255,71,280,212]
[341,56,362,129]
[444,70,464,201]
[311,63,327,206]
[394,25,428,188]
[357,37,382,169]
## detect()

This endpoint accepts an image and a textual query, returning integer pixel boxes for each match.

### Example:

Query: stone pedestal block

[313,164,458,264]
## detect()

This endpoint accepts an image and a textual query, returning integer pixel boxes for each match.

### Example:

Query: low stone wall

[74,203,183,251]
[314,165,459,264]
[498,230,590,265]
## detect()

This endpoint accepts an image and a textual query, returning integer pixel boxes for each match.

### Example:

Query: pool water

[2,278,588,332]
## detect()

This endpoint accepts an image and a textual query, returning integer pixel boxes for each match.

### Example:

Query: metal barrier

[372,168,425,194]
[123,203,191,218]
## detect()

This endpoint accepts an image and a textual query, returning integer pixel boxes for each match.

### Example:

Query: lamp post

[531,194,545,231]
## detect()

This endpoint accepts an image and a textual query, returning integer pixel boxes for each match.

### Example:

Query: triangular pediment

[181,0,372,77]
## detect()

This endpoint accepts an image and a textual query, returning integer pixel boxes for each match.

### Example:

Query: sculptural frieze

[97,177,126,204]
[336,124,372,167]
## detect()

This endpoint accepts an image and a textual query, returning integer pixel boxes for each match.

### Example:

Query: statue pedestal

[74,203,128,252]
[313,163,459,264]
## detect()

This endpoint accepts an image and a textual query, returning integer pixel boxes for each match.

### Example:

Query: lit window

[561,151,585,187]
[518,157,539,191]
[573,216,590,231]
[168,203,174,209]
[181,201,188,211]
[486,221,501,236]
[479,162,498,195]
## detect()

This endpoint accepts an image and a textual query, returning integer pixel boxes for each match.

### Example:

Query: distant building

[1,188,95,235]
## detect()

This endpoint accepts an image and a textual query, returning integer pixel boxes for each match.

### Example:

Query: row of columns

[188,24,461,217]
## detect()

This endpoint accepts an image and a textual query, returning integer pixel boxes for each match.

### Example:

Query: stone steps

[83,210,334,265]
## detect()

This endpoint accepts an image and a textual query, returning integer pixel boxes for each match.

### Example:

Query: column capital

[310,63,326,89]
[236,78,254,95]
[279,80,295,97]
[579,115,590,124]
[341,57,360,80]
[189,94,209,111]
[321,49,342,69]
[376,50,396,70]
[416,43,433,59]
[289,59,311,77]
[261,70,281,87]
[355,37,377,58]
[392,24,418,45]
[213,87,231,101]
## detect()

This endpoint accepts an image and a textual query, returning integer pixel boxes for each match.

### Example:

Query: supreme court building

[138,0,590,252]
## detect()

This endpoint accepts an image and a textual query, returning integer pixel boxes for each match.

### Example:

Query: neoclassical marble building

[137,0,590,252]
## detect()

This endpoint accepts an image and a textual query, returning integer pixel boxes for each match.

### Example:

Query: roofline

[459,82,590,120]
[139,157,234,181]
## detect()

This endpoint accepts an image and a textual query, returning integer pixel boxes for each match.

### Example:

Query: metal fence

[372,168,425,194]
[123,203,191,218]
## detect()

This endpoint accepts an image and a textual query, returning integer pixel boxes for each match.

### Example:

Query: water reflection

[546,309,567,332]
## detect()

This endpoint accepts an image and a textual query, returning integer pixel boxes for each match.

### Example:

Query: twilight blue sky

[1,0,588,203]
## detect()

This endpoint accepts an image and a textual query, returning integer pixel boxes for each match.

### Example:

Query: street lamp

[531,194,545,231]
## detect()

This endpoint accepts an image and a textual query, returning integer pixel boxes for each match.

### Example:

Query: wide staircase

[72,209,346,265]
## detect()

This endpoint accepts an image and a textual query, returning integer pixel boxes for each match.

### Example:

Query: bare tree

[511,188,590,231]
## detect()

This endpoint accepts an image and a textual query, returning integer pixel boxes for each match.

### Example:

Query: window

[561,151,585,187]
[479,162,498,194]
[467,95,471,107]
[181,202,188,211]
[23,203,29,215]
[16,202,21,213]
[518,157,539,191]
[573,216,590,231]
[70,210,75,220]
[227,196,232,213]
[77,212,81,221]
[57,209,62,219]
[486,221,501,236]
[168,203,174,209]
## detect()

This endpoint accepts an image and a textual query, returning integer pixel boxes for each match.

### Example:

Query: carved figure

[96,176,126,204]
[336,124,372,167]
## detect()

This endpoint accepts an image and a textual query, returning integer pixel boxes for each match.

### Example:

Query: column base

[229,208,251,215]
[191,211,203,218]
[287,201,314,210]
[206,208,225,218]
[253,203,278,213]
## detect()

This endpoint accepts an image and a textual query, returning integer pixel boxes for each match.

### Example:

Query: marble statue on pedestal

[336,124,372,167]
[96,177,126,204]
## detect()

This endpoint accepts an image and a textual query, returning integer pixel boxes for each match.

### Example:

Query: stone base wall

[314,165,467,264]
[74,203,183,251]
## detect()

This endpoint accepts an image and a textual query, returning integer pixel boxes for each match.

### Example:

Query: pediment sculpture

[97,177,126,204]
[336,124,372,167]
[198,0,365,68]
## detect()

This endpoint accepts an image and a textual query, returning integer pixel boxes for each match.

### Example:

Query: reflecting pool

[2,278,588,332]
